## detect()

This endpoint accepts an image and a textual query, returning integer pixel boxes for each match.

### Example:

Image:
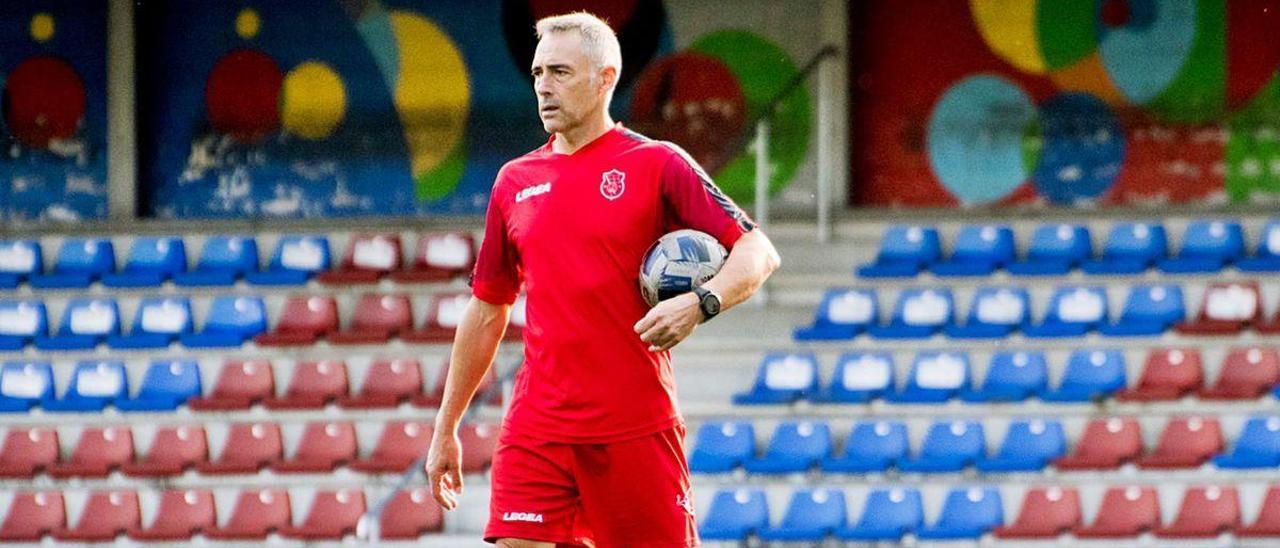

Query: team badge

[600,169,626,200]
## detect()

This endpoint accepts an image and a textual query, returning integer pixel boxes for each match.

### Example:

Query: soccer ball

[639,229,728,307]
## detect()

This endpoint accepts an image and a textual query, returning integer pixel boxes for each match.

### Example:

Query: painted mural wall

[851,0,1280,208]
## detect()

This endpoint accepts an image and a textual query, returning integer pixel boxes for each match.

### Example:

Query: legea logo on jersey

[502,511,545,523]
[600,169,625,200]
[516,182,552,203]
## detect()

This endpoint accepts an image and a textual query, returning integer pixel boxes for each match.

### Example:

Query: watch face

[702,293,721,316]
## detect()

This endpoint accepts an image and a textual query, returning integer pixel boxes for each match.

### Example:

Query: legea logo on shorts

[502,511,545,523]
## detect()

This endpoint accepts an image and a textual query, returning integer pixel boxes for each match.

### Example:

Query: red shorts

[484,424,698,547]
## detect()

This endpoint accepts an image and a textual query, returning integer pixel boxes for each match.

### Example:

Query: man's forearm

[702,229,781,312]
[435,297,510,433]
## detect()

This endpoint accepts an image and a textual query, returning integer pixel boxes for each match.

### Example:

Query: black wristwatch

[693,286,721,322]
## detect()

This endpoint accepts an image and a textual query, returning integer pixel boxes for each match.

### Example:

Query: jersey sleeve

[470,183,521,306]
[660,143,758,249]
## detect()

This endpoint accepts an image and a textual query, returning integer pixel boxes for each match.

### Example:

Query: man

[426,11,780,548]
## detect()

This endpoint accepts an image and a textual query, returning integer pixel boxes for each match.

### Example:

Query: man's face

[531,32,608,134]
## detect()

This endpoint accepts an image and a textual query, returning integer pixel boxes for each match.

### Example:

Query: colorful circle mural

[926,74,1039,205]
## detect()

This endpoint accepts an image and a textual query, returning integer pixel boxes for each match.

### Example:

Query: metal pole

[816,49,835,244]
[754,118,770,232]
[107,0,137,220]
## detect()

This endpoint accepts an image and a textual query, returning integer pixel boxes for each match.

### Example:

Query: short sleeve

[470,186,521,306]
[660,143,757,249]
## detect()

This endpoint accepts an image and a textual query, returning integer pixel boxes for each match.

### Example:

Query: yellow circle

[235,8,260,39]
[389,11,470,177]
[281,61,347,140]
[30,13,54,43]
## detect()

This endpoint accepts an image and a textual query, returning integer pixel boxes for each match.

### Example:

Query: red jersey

[471,123,755,444]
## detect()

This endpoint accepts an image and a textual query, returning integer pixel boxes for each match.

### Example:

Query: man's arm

[635,228,781,351]
[426,296,511,510]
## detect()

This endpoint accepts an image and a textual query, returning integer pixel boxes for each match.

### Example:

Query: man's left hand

[634,292,702,352]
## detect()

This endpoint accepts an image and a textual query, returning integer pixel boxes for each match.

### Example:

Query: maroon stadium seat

[254,296,338,346]
[1136,416,1222,469]
[1155,486,1240,538]
[391,231,476,283]
[188,359,275,410]
[1200,347,1280,400]
[0,427,59,478]
[279,489,366,540]
[1073,486,1160,538]
[350,421,433,473]
[403,292,469,343]
[128,489,216,541]
[122,425,207,477]
[0,491,64,541]
[993,486,1080,539]
[504,294,526,341]
[1176,281,1261,335]
[47,427,134,478]
[274,421,357,473]
[415,358,501,408]
[317,233,402,285]
[339,357,424,409]
[198,422,283,474]
[1238,485,1280,537]
[53,490,140,541]
[1116,348,1203,401]
[204,489,291,540]
[1055,417,1143,470]
[328,294,414,344]
[460,422,499,474]
[264,360,349,409]
[379,488,445,539]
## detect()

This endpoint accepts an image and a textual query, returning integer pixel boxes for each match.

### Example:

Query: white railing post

[754,118,771,304]
[816,49,835,244]
[107,0,136,220]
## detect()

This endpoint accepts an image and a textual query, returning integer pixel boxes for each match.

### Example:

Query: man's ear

[599,65,618,95]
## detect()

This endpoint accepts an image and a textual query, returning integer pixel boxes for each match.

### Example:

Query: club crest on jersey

[600,169,626,200]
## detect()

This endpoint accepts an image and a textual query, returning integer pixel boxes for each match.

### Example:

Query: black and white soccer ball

[639,229,728,307]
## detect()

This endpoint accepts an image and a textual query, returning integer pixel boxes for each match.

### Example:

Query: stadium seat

[274,421,357,473]
[0,491,64,541]
[897,420,985,472]
[29,238,115,289]
[403,292,469,343]
[391,231,476,283]
[1007,223,1091,275]
[836,487,923,541]
[1040,349,1126,402]
[1074,486,1160,538]
[245,235,330,285]
[1177,281,1261,335]
[698,489,768,541]
[856,225,940,278]
[944,286,1028,339]
[1158,219,1244,273]
[993,487,1081,538]
[43,360,128,412]
[377,488,445,539]
[823,421,908,473]
[339,357,424,408]
[116,359,201,411]
[263,360,349,409]
[121,425,207,477]
[318,233,402,285]
[1082,222,1167,274]
[181,295,267,347]
[107,296,192,349]
[931,224,1015,276]
[1155,486,1240,538]
[1238,219,1280,272]
[867,288,953,339]
[1056,417,1143,470]
[1137,416,1223,469]
[885,351,969,403]
[198,422,283,474]
[328,293,414,344]
[459,422,499,474]
[976,419,1066,472]
[188,359,275,410]
[173,235,259,286]
[818,352,893,403]
[0,300,47,350]
[204,489,292,540]
[0,240,42,288]
[504,294,527,341]
[1201,347,1280,399]
[1215,416,1280,468]
[793,288,877,340]
[1116,348,1203,401]
[961,351,1047,402]
[689,421,754,473]
[349,421,433,473]
[101,236,186,287]
[743,421,831,474]
[915,486,1003,540]
[0,427,58,477]
[128,490,216,541]
[52,490,140,541]
[254,295,339,346]
[732,352,820,405]
[47,426,134,478]
[416,358,502,408]
[34,298,119,350]
[1238,485,1280,537]
[758,489,846,542]
[279,489,366,540]
[1099,284,1186,336]
[0,361,54,411]
[1024,285,1108,338]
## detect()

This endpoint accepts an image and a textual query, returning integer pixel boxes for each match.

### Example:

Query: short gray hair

[535,12,623,78]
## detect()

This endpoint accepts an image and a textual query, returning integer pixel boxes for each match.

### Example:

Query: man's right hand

[426,429,464,510]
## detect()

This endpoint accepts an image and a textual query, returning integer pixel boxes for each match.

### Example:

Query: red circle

[3,56,85,149]
[629,52,747,174]
[205,48,283,143]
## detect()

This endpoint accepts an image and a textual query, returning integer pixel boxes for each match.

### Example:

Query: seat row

[859,219,1280,278]
[0,231,474,290]
[0,420,496,478]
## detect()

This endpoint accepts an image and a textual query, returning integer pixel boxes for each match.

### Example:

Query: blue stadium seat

[244,235,330,285]
[0,300,48,350]
[689,421,754,473]
[944,286,1028,339]
[1099,284,1185,336]
[732,352,820,405]
[116,360,202,411]
[931,224,1015,277]
[34,298,120,350]
[822,421,908,473]
[43,360,128,412]
[744,421,832,474]
[867,288,953,339]
[793,288,877,340]
[836,487,923,541]
[1214,416,1280,469]
[976,419,1066,472]
[1158,219,1243,273]
[173,235,260,286]
[1040,349,1127,402]
[1082,222,1167,274]
[0,239,42,288]
[699,489,768,542]
[819,352,894,403]
[759,489,846,542]
[857,225,940,278]
[897,420,985,472]
[916,487,1004,540]
[1007,223,1092,276]
[0,361,54,412]
[1024,286,1108,338]
[885,351,969,403]
[29,238,115,289]
[961,351,1047,402]
[101,236,186,287]
[180,295,267,348]
[1237,220,1280,272]
[107,297,193,349]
